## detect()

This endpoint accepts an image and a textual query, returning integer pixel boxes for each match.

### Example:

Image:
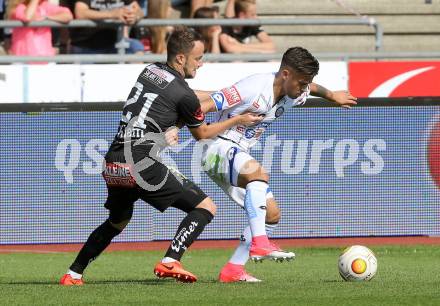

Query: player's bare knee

[238,161,269,187]
[266,199,280,223]
[260,170,270,183]
[266,209,280,223]
[195,197,217,216]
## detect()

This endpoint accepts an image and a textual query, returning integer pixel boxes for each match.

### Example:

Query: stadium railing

[0,17,384,63]
[1,51,440,64]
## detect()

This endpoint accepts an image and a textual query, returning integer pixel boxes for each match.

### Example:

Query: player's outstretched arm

[189,113,263,140]
[310,83,358,109]
[194,90,214,102]
[194,90,221,113]
[199,95,218,113]
[194,90,218,113]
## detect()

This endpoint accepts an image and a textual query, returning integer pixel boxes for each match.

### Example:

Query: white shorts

[201,137,273,208]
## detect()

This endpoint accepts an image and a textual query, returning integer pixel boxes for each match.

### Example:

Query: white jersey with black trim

[209,72,310,151]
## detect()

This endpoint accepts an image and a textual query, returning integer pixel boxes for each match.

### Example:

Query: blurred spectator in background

[58,0,74,53]
[70,0,144,54]
[145,0,218,54]
[193,5,220,53]
[146,0,170,54]
[171,0,213,18]
[0,0,4,18]
[0,0,6,54]
[6,0,73,56]
[220,0,275,54]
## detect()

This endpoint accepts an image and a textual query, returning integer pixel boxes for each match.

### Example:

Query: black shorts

[103,145,208,218]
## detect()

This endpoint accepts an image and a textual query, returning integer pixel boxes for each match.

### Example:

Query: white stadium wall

[0,62,348,103]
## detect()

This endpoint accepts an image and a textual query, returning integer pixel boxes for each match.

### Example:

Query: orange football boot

[219,263,261,283]
[153,261,197,283]
[60,274,84,286]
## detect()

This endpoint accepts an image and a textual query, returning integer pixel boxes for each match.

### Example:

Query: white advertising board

[26,65,82,102]
[187,61,348,92]
[80,64,144,102]
[0,62,348,103]
[0,66,23,103]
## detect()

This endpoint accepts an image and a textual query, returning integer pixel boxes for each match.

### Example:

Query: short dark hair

[280,47,319,77]
[235,0,256,15]
[193,5,219,19]
[167,27,204,62]
[193,6,219,34]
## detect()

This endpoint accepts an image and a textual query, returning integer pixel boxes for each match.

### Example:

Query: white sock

[67,269,82,279]
[265,223,277,237]
[229,226,251,265]
[229,223,278,266]
[161,257,177,264]
[244,181,268,237]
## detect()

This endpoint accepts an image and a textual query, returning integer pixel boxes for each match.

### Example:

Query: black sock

[165,208,214,261]
[69,219,121,274]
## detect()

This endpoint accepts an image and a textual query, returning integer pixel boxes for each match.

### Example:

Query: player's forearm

[201,98,217,113]
[202,116,241,139]
[190,116,241,140]
[310,83,335,102]
[195,90,213,101]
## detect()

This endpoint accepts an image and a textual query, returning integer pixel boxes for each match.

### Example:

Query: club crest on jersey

[221,86,241,106]
[275,106,285,117]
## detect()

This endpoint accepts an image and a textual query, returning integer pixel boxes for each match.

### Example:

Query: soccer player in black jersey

[60,28,262,285]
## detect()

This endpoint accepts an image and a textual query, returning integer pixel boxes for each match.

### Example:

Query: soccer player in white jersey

[196,47,357,282]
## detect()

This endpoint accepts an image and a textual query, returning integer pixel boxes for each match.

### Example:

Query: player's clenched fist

[238,113,264,126]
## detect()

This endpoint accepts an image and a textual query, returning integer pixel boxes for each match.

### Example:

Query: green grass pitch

[1,245,439,305]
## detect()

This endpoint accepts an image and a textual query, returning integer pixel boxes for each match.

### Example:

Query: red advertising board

[349,61,440,98]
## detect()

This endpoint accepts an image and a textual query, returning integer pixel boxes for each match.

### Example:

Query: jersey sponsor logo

[102,162,136,188]
[116,124,145,140]
[252,94,269,110]
[193,107,205,121]
[141,65,175,89]
[244,128,256,139]
[211,92,226,110]
[236,126,245,133]
[260,122,270,128]
[243,126,264,139]
[221,86,242,106]
[171,221,199,252]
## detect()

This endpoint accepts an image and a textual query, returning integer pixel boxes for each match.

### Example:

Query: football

[338,245,377,281]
